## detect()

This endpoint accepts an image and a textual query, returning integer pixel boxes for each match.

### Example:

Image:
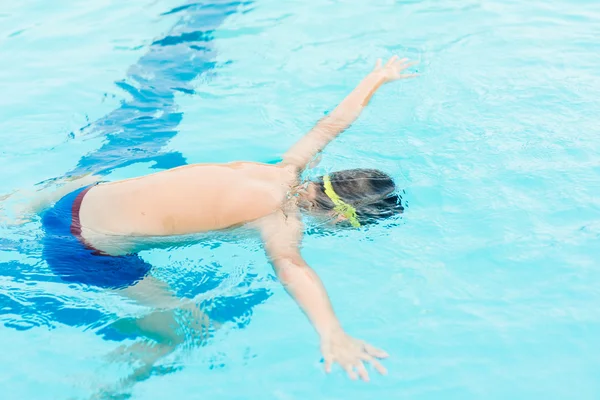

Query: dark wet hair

[313,168,404,225]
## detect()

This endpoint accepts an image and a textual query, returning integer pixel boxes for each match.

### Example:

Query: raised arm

[258,209,388,381]
[281,56,417,171]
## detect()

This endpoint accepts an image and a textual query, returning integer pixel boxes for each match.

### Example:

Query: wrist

[318,322,344,339]
[359,73,387,106]
[367,70,388,83]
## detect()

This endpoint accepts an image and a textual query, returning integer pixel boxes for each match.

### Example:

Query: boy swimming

[19,56,416,383]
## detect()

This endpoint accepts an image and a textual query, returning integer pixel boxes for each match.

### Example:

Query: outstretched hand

[321,328,389,382]
[372,55,418,82]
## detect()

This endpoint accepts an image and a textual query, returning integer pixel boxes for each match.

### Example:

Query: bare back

[79,162,298,240]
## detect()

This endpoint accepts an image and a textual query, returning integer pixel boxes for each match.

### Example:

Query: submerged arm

[260,211,340,336]
[258,209,388,381]
[281,56,417,172]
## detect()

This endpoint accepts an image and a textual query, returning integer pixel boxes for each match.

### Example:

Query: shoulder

[274,162,301,182]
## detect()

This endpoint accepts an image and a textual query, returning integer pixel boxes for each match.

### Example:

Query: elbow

[318,117,346,134]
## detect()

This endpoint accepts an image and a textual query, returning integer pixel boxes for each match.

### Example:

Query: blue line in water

[69,0,248,176]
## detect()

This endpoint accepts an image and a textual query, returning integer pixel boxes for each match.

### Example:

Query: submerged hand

[372,55,418,82]
[321,328,389,381]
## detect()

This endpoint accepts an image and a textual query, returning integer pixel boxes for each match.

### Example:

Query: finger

[344,364,358,381]
[385,55,399,67]
[368,358,388,376]
[394,57,409,65]
[401,73,419,79]
[355,361,370,382]
[399,60,419,70]
[364,344,389,359]
[374,58,382,69]
[324,357,333,373]
[359,353,388,375]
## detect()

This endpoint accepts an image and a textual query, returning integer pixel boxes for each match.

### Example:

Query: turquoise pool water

[1,0,600,398]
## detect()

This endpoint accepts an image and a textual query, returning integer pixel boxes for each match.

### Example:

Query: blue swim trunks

[41,185,152,289]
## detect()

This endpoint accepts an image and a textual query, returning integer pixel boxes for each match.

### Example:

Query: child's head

[308,168,404,226]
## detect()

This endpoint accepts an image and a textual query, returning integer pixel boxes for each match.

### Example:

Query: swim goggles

[323,175,361,228]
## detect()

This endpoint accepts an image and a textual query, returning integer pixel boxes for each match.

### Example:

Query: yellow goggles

[323,175,361,228]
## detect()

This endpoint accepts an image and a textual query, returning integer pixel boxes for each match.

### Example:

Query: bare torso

[79,162,298,254]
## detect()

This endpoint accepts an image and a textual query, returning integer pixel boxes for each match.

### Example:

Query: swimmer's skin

[36,56,416,382]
